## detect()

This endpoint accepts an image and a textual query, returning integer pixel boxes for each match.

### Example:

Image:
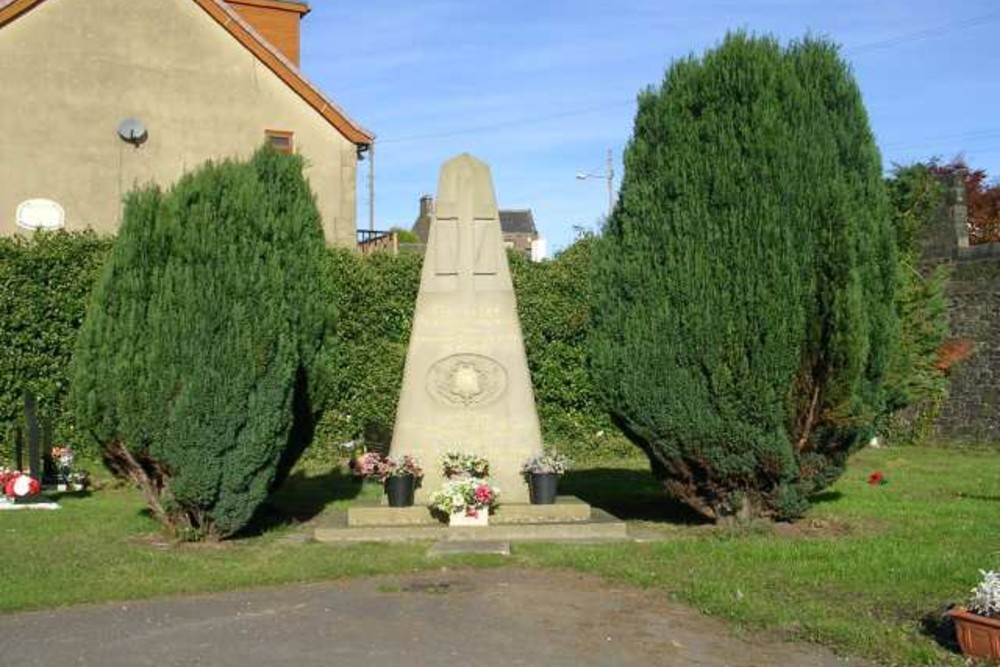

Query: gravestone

[389,154,543,503]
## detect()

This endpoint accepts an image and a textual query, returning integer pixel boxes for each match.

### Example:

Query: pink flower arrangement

[352,452,423,482]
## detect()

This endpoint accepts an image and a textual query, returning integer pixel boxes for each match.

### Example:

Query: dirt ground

[0,568,870,666]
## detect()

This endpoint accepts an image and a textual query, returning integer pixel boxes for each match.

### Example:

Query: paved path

[0,568,869,666]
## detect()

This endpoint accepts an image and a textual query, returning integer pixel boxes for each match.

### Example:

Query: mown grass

[1,446,996,666]
[523,446,1000,666]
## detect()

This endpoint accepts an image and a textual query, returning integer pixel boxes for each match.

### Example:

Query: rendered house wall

[0,0,358,245]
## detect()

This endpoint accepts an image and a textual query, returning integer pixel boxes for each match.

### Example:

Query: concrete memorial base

[316,497,627,543]
[347,496,592,527]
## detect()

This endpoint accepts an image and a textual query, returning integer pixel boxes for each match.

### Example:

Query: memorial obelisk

[389,154,543,503]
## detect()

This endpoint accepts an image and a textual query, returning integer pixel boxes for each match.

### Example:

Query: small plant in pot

[379,455,423,507]
[354,453,423,507]
[950,569,1000,661]
[521,452,571,505]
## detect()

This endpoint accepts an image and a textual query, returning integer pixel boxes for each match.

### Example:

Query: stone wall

[925,179,1000,442]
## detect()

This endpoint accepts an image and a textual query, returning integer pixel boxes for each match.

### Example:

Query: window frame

[265,129,295,154]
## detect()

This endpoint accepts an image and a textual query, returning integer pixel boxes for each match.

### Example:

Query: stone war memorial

[322,154,626,542]
[389,153,543,503]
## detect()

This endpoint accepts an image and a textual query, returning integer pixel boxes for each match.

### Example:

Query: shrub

[590,34,897,521]
[71,147,330,538]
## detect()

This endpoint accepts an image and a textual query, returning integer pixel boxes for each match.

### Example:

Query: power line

[377,100,633,144]
[846,10,1000,55]
[375,11,998,146]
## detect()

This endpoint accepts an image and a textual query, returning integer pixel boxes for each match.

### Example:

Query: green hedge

[305,240,635,465]
[4,235,634,468]
[0,231,112,462]
[509,237,634,461]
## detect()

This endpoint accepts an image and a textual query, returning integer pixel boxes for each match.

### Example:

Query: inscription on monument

[426,354,507,408]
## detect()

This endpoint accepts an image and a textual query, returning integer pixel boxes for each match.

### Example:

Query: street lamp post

[576,148,615,219]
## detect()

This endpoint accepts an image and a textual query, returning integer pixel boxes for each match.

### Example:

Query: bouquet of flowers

[521,452,572,476]
[441,451,490,479]
[428,477,499,518]
[352,452,423,482]
[352,451,384,479]
[51,446,74,486]
[379,455,423,480]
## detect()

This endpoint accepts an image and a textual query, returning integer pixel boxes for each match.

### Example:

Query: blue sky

[301,0,1000,253]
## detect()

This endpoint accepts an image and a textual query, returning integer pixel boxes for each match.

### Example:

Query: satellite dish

[16,199,65,231]
[117,117,148,146]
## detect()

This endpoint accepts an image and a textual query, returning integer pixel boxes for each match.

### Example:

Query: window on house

[265,130,294,154]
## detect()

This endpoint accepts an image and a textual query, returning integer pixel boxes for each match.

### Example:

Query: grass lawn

[1,446,997,666]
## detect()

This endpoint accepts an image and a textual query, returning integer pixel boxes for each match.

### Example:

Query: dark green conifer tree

[71,147,330,538]
[590,34,897,520]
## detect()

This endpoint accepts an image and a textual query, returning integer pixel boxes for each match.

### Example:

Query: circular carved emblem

[426,354,507,408]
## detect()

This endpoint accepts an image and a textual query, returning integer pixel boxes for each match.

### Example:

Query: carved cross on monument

[388,154,544,503]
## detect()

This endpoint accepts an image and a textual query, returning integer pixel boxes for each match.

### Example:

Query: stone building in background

[0,0,372,246]
[411,194,546,261]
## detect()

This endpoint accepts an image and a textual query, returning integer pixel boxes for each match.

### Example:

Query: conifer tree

[590,34,897,520]
[72,147,330,538]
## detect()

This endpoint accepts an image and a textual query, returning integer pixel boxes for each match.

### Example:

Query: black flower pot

[528,472,559,505]
[384,475,417,507]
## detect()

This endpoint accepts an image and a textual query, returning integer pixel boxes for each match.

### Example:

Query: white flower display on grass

[970,570,1000,618]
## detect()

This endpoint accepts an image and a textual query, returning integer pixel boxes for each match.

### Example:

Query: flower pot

[951,608,1000,661]
[449,508,489,527]
[384,475,417,507]
[528,472,559,504]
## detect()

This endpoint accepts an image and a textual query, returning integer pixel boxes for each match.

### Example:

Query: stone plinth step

[314,508,628,544]
[347,496,591,527]
[427,540,511,556]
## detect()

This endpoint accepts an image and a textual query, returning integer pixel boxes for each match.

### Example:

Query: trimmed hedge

[1,229,635,469]
[0,231,112,462]
[305,241,635,465]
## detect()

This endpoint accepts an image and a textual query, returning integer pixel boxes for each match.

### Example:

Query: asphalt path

[0,568,871,666]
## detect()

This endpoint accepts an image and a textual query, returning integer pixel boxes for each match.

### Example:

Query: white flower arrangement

[441,451,490,479]
[428,477,499,518]
[969,570,1000,618]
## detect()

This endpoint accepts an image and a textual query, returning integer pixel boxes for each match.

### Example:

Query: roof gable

[499,209,538,235]
[0,0,373,145]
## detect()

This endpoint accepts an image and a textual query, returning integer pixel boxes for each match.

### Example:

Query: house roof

[499,209,538,235]
[0,0,373,145]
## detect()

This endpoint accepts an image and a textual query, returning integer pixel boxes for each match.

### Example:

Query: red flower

[474,484,493,504]
[5,473,40,497]
[867,471,886,486]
